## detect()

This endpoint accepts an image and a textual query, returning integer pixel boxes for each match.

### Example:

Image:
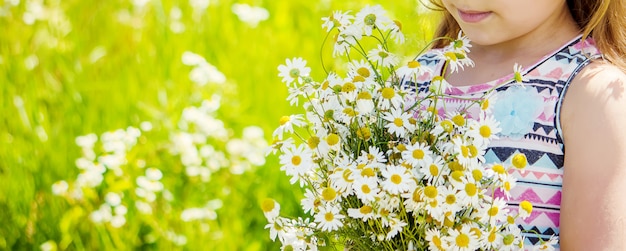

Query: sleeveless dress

[405,35,601,249]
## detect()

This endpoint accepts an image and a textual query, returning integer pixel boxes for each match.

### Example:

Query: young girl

[411,0,626,249]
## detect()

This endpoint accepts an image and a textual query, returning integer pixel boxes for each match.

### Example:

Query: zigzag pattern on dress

[407,35,601,250]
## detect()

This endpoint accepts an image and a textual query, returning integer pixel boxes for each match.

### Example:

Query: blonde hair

[427,0,626,71]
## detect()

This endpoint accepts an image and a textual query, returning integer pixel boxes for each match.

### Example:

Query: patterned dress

[406,35,601,249]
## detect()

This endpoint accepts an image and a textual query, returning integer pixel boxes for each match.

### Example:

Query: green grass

[0,0,438,250]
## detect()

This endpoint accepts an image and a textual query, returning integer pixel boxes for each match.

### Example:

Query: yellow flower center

[412,149,425,159]
[407,60,420,68]
[445,194,456,204]
[343,107,358,117]
[492,164,506,175]
[352,75,366,82]
[432,235,442,248]
[393,20,402,31]
[441,120,454,133]
[452,114,465,126]
[424,185,438,199]
[326,133,340,146]
[465,183,477,196]
[279,116,290,125]
[412,189,422,202]
[481,99,490,110]
[307,136,320,149]
[455,233,470,247]
[324,212,334,222]
[357,67,371,78]
[342,82,356,93]
[261,199,275,212]
[444,51,458,61]
[512,153,528,169]
[460,145,469,158]
[361,184,371,194]
[468,145,478,158]
[488,230,497,243]
[321,80,329,90]
[390,174,402,184]
[451,170,464,182]
[479,125,491,138]
[472,169,483,181]
[362,167,375,177]
[488,206,499,217]
[381,87,395,99]
[359,205,372,214]
[394,118,403,127]
[429,164,439,176]
[520,200,533,214]
[357,91,372,100]
[291,156,301,166]
[322,187,337,201]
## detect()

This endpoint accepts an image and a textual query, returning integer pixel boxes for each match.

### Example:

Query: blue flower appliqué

[492,85,544,139]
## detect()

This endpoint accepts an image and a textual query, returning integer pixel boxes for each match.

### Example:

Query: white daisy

[272,114,306,140]
[420,156,447,185]
[402,142,433,168]
[334,24,362,57]
[381,164,415,195]
[347,204,376,221]
[396,59,432,82]
[382,108,412,137]
[348,59,376,81]
[279,144,314,178]
[354,4,392,36]
[425,228,449,251]
[467,114,501,147]
[444,224,480,251]
[385,217,407,240]
[321,10,354,32]
[376,83,404,110]
[367,44,398,68]
[277,57,311,85]
[387,20,405,44]
[314,205,345,232]
[357,146,387,164]
[353,177,380,202]
[300,189,321,215]
[480,197,509,226]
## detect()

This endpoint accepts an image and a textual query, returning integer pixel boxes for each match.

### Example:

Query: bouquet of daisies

[263,5,554,251]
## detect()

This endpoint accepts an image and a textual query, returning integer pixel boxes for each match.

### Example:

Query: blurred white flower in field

[89,46,107,63]
[182,51,226,85]
[231,3,269,28]
[23,0,45,25]
[40,240,57,251]
[24,55,39,70]
[132,0,151,9]
[169,6,185,33]
[51,180,68,195]
[180,199,222,222]
[166,231,188,246]
[189,0,210,12]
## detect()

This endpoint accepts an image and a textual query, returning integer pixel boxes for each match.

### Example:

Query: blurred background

[0,0,438,250]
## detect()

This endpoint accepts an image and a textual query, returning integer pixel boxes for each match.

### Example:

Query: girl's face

[441,0,575,46]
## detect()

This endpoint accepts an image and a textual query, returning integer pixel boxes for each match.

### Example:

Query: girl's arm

[560,61,626,250]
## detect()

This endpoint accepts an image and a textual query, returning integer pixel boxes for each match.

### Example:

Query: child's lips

[457,9,492,23]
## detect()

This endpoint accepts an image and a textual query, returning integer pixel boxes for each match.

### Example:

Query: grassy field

[0,0,437,250]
